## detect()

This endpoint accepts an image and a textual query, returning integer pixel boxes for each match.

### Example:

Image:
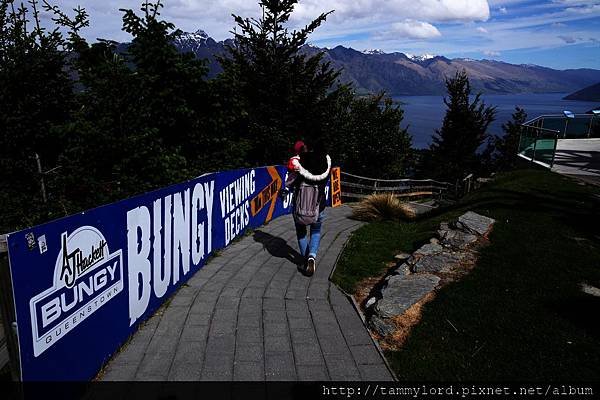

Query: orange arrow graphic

[250,166,282,224]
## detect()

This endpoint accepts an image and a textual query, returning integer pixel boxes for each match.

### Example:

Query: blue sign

[6,165,332,381]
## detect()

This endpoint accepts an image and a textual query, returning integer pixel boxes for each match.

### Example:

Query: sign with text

[6,165,338,381]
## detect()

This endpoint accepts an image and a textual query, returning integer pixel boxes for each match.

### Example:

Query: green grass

[333,169,600,381]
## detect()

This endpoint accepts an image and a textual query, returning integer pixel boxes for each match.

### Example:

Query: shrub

[351,193,416,221]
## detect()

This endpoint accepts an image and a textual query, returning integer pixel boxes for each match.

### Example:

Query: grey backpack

[293,181,320,225]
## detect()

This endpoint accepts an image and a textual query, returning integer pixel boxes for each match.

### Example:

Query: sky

[39,0,600,70]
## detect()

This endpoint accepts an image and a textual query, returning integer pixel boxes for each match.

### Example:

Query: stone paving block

[341,326,374,347]
[284,289,308,299]
[206,335,236,354]
[168,362,202,381]
[285,299,307,311]
[155,307,188,335]
[216,295,241,310]
[180,324,208,343]
[287,317,312,330]
[186,311,212,326]
[314,321,342,338]
[110,342,147,366]
[211,308,237,323]
[264,286,287,299]
[137,352,173,378]
[236,329,262,344]
[264,335,292,354]
[173,340,205,364]
[292,342,324,366]
[145,333,179,355]
[220,287,244,298]
[349,344,383,365]
[296,364,329,381]
[265,353,296,381]
[241,287,264,298]
[307,299,332,312]
[235,343,264,362]
[263,322,288,337]
[357,363,394,381]
[287,307,311,321]
[290,328,318,345]
[324,355,361,381]
[237,312,262,328]
[263,310,286,322]
[234,361,264,381]
[209,320,236,336]
[263,298,285,310]
[318,335,352,356]
[102,364,138,381]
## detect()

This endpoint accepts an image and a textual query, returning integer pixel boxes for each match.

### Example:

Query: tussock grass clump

[351,193,416,221]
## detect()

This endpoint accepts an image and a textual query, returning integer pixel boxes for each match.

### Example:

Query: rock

[369,315,395,337]
[439,229,478,249]
[429,237,439,244]
[365,297,377,308]
[414,242,443,256]
[394,253,411,261]
[375,274,440,318]
[412,251,464,273]
[457,211,495,236]
[395,262,411,276]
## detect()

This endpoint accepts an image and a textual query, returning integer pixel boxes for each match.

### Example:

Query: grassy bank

[333,169,600,381]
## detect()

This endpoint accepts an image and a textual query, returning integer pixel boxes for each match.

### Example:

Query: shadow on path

[253,230,304,265]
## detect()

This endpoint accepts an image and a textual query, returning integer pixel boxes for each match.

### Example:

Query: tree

[329,90,413,178]
[492,106,527,171]
[428,70,496,181]
[54,1,220,211]
[219,0,344,165]
[0,0,81,231]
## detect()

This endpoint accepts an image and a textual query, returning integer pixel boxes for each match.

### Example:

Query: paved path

[101,205,394,381]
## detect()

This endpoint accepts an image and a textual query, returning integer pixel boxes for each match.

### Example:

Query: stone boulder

[457,211,495,236]
[411,251,465,273]
[375,274,440,318]
[369,315,395,337]
[438,225,478,249]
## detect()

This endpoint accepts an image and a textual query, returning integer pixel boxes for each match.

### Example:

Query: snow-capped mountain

[164,29,600,95]
[405,53,436,62]
[173,29,210,53]
[362,49,385,55]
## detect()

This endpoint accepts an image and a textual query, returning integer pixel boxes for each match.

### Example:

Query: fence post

[0,234,21,381]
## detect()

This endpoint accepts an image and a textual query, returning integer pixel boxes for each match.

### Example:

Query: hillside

[564,82,600,101]
[170,30,600,96]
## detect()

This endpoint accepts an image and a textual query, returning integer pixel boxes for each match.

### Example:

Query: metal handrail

[523,114,595,126]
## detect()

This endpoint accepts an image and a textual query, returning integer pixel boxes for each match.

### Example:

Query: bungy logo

[29,226,123,357]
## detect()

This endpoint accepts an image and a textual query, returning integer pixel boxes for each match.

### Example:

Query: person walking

[286,144,331,276]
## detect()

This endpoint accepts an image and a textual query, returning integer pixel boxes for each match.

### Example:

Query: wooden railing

[340,171,452,200]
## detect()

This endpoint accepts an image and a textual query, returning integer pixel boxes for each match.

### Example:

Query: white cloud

[41,0,490,42]
[477,27,489,33]
[499,7,508,14]
[384,19,442,39]
[483,50,501,56]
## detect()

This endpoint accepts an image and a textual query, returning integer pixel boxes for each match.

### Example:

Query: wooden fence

[340,171,453,201]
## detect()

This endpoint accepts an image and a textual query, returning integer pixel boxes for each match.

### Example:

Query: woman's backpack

[293,181,320,225]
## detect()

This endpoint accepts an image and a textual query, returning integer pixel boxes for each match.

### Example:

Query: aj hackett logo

[29,226,123,357]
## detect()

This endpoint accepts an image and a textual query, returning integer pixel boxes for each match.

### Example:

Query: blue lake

[394,93,600,149]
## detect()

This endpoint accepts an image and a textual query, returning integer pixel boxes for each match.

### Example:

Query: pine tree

[429,70,496,181]
[219,0,344,165]
[0,0,81,231]
[493,106,527,171]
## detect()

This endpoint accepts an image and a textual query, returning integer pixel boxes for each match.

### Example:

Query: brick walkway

[101,205,394,381]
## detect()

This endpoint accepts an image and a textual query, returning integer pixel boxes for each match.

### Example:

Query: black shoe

[306,256,316,276]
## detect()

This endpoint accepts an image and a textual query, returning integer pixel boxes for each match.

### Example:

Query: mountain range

[171,30,600,96]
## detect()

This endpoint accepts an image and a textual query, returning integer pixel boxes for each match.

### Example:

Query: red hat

[294,141,305,154]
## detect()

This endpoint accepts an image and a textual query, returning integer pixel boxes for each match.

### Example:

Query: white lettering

[127,206,152,326]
